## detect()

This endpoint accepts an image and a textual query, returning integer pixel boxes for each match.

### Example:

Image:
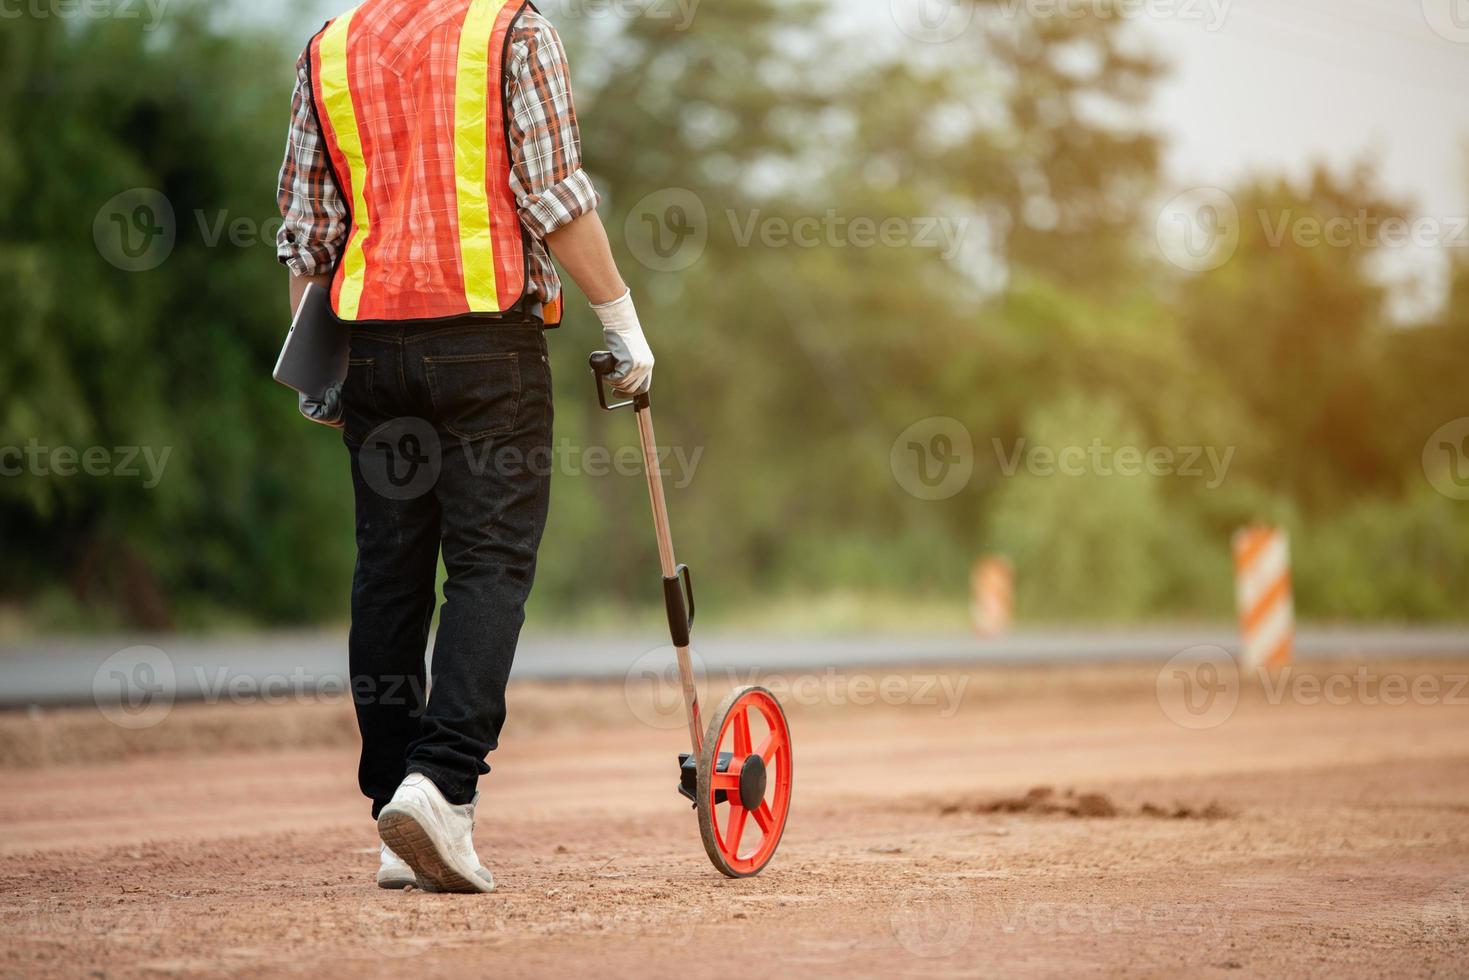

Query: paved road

[3,626,1467,707]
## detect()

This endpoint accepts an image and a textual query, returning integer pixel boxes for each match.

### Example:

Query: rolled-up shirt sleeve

[276,49,348,277]
[508,13,600,240]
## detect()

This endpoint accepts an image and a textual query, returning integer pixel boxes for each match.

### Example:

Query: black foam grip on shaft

[589,351,618,376]
[663,573,691,647]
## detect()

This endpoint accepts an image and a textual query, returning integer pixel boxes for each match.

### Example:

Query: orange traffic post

[970,556,1014,638]
[1232,525,1294,672]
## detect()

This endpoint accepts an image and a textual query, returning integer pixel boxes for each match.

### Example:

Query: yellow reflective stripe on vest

[455,0,513,312]
[317,11,371,320]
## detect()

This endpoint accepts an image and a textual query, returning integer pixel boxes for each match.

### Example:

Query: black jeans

[341,317,552,817]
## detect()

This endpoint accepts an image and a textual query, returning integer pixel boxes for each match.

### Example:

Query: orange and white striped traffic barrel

[1232,525,1294,671]
[970,556,1014,638]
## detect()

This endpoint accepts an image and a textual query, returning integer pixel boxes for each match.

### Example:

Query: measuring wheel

[589,353,794,878]
[696,686,793,878]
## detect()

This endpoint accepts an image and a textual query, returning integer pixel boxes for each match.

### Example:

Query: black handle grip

[588,350,636,412]
[589,351,619,376]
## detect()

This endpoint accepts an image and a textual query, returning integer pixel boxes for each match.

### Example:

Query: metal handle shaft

[589,351,703,753]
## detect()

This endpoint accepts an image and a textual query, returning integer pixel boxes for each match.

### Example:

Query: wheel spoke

[711,771,741,793]
[726,804,749,856]
[732,708,752,757]
[752,801,774,834]
[756,732,781,765]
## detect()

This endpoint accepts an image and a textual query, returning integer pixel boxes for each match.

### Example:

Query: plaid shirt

[276,8,598,304]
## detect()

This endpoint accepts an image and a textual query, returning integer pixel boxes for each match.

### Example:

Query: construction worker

[276,0,653,893]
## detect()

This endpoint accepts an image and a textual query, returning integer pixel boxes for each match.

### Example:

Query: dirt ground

[2,658,1467,978]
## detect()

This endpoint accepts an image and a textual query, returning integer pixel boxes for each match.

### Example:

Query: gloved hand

[299,383,345,429]
[592,289,654,395]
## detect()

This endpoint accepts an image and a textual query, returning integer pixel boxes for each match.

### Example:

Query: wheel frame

[695,685,793,878]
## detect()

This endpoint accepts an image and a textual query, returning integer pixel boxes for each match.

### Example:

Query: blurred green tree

[0,7,353,629]
[1,0,1464,632]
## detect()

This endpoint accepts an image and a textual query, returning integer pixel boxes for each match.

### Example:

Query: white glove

[592,289,654,395]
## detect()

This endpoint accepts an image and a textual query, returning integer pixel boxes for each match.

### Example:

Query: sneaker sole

[376,872,416,890]
[377,808,493,894]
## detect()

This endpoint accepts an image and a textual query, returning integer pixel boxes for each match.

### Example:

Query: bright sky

[1140,0,1469,218]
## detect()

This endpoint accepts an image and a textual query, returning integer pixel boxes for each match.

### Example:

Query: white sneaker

[376,843,416,890]
[377,773,495,894]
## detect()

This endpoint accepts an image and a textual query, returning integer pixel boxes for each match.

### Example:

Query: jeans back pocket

[342,356,377,445]
[423,353,521,442]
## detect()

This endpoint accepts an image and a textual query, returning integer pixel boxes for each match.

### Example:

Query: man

[276,0,653,894]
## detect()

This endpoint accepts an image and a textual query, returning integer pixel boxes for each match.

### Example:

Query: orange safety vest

[309,0,561,326]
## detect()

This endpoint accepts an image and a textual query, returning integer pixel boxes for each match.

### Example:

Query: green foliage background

[2,0,1466,633]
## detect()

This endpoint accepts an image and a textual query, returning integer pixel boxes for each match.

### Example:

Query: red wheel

[696,685,793,878]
